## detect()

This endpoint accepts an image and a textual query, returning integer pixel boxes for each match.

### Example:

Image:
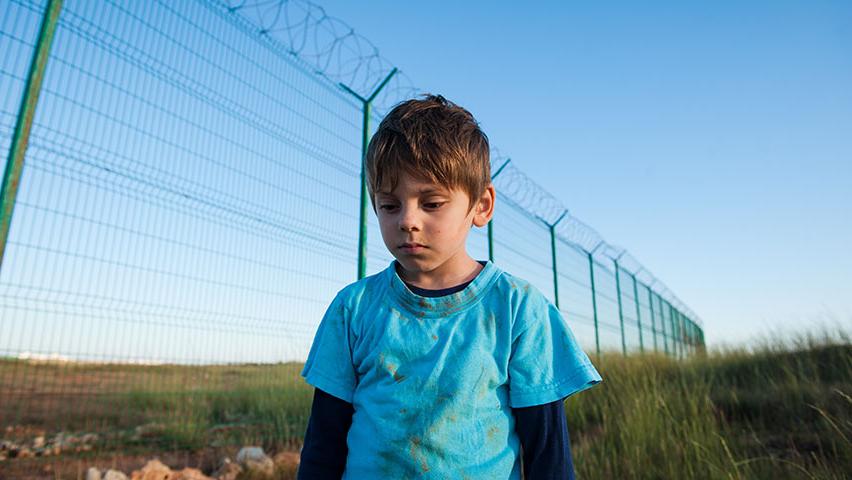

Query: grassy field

[1,334,850,479]
[567,335,851,479]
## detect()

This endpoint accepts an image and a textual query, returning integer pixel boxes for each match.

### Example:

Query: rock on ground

[172,467,212,480]
[236,446,274,476]
[130,459,172,480]
[86,467,102,480]
[127,459,213,480]
[104,469,129,480]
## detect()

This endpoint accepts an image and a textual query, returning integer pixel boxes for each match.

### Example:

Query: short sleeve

[508,291,602,408]
[301,292,357,403]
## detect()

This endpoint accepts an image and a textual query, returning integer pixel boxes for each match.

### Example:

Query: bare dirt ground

[1,359,307,478]
[0,447,301,479]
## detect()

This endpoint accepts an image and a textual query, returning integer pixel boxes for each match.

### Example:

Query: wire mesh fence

[0,0,704,462]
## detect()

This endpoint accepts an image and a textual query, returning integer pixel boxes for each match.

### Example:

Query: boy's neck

[395,254,483,290]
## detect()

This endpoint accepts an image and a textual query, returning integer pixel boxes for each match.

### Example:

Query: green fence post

[692,319,697,354]
[669,302,676,357]
[631,273,644,353]
[0,0,64,272]
[647,285,658,352]
[668,303,676,358]
[340,68,398,280]
[668,303,678,359]
[677,310,683,358]
[658,294,669,357]
[614,257,627,355]
[685,316,690,356]
[548,210,568,309]
[696,322,701,353]
[665,298,672,357]
[685,317,692,355]
[687,319,692,355]
[674,305,680,358]
[686,316,691,355]
[487,158,511,263]
[587,246,602,359]
[691,320,696,354]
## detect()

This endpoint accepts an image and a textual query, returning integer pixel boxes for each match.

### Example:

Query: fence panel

[0,0,703,460]
[491,195,555,301]
[555,242,597,353]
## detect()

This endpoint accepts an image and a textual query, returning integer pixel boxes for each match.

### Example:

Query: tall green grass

[568,333,851,479]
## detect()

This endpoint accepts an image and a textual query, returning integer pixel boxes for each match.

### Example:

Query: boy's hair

[366,94,490,210]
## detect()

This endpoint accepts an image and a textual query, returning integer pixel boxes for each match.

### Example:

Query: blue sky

[2,0,848,364]
[317,0,852,345]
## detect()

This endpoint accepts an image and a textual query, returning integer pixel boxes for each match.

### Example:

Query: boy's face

[374,171,494,288]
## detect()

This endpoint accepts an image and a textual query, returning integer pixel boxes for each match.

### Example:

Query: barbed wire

[491,160,566,227]
[218,0,418,114]
[214,0,700,327]
[555,216,606,256]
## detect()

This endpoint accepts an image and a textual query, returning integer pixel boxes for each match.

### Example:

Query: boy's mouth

[399,242,426,253]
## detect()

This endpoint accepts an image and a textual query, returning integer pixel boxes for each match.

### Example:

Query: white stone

[104,469,128,480]
[236,447,274,476]
[86,467,102,480]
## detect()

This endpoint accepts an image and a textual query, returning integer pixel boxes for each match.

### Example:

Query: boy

[298,95,601,479]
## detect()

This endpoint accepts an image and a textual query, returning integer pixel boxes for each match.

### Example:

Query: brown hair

[365,94,490,210]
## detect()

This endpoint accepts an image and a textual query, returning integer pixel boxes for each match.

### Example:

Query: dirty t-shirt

[301,260,602,479]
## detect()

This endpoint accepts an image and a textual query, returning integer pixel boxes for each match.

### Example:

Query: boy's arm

[297,388,354,480]
[513,399,575,480]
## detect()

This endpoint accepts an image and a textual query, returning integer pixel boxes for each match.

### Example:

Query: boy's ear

[472,183,496,228]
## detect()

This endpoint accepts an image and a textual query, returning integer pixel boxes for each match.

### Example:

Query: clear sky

[317,0,852,346]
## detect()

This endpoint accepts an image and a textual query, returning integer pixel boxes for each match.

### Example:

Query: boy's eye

[423,202,445,210]
[379,204,398,211]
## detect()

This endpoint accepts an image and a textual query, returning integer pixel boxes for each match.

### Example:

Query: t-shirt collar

[386,260,501,318]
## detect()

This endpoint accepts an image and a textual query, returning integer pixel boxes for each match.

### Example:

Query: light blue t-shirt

[302,260,602,479]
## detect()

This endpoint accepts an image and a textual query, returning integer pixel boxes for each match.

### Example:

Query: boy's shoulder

[494,269,533,292]
[329,265,390,311]
[492,268,551,306]
[488,269,563,332]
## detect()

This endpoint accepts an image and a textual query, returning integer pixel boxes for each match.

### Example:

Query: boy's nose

[398,207,421,232]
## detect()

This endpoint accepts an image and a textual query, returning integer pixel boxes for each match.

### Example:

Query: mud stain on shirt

[409,436,430,473]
